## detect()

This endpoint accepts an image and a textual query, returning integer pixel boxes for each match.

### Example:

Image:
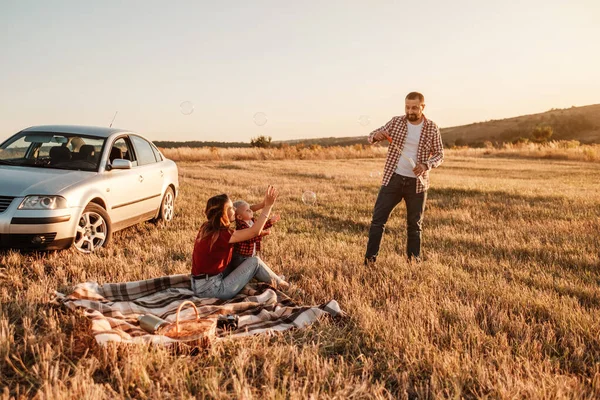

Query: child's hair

[198,193,231,248]
[232,200,249,216]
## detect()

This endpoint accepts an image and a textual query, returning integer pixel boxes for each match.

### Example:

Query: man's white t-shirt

[395,121,423,178]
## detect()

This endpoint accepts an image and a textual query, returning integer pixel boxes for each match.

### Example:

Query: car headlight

[18,196,68,210]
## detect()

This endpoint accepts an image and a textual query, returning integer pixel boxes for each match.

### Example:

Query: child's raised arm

[230,186,277,243]
[250,200,265,212]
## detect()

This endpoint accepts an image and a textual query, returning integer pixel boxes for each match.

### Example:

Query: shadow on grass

[283,208,372,237]
[284,171,337,180]
[286,187,578,237]
[427,187,570,212]
[437,235,599,276]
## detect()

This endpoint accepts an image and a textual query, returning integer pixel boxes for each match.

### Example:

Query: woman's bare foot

[277,280,290,290]
[269,277,290,290]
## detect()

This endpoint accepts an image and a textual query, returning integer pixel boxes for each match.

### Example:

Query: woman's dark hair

[198,193,231,248]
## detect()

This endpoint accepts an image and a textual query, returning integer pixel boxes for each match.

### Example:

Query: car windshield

[0,132,106,171]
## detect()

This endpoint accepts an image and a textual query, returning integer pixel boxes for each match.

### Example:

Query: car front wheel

[74,203,112,253]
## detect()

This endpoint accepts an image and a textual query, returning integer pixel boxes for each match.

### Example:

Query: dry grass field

[159,141,600,163]
[2,153,600,398]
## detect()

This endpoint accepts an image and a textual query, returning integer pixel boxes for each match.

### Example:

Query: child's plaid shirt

[233,218,274,257]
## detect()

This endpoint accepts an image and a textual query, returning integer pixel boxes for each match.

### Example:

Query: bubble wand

[383,133,425,186]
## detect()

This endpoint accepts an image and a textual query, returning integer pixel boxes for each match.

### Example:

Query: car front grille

[0,196,14,213]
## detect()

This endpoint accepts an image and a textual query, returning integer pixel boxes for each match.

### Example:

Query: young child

[232,200,280,259]
[231,199,304,296]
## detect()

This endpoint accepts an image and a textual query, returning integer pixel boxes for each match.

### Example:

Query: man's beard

[406,113,420,121]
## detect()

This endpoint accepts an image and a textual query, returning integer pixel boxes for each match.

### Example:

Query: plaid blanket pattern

[54,274,342,346]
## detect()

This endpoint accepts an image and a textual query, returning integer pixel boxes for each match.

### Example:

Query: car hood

[0,166,94,197]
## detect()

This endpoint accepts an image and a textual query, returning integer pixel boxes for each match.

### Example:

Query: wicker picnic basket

[157,300,217,342]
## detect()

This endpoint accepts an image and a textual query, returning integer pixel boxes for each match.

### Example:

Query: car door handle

[139,175,144,182]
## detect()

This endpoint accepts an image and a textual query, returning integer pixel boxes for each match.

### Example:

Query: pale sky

[1,0,598,143]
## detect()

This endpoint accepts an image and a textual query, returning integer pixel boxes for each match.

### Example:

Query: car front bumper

[0,197,81,250]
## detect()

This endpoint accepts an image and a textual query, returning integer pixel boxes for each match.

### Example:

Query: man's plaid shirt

[233,218,274,257]
[368,115,444,193]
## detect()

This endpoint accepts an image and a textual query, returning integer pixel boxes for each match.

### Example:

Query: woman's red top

[192,229,233,276]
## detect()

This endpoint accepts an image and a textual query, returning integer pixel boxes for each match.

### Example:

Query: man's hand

[372,130,391,142]
[270,214,281,224]
[413,163,428,176]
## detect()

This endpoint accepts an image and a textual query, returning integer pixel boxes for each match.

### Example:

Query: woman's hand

[264,185,278,207]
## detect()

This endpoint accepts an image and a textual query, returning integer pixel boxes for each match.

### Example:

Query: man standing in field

[364,92,444,264]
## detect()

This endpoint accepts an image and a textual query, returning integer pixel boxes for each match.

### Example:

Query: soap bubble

[254,112,268,126]
[358,115,371,126]
[301,191,317,206]
[180,101,194,115]
[369,171,381,178]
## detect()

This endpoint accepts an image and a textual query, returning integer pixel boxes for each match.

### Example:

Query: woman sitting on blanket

[191,185,289,299]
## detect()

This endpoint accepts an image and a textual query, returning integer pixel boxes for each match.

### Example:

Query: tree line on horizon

[154,136,369,149]
[154,107,599,149]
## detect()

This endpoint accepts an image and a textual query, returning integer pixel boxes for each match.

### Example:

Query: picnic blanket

[54,274,342,346]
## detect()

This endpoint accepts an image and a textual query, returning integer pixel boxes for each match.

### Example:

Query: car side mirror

[110,159,132,170]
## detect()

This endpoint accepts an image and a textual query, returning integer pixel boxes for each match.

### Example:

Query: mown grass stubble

[1,155,600,399]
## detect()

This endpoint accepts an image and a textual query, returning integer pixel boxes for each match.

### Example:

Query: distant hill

[154,104,600,148]
[274,104,600,148]
[441,104,600,146]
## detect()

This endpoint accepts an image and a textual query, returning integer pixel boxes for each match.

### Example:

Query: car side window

[151,144,163,162]
[131,136,157,166]
[110,137,138,167]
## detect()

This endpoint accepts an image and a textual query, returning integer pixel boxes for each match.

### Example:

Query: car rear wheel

[155,187,175,223]
[74,203,112,253]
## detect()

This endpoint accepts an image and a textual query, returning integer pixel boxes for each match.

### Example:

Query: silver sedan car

[0,125,178,253]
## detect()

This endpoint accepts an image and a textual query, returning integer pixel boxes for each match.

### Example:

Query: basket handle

[175,300,199,333]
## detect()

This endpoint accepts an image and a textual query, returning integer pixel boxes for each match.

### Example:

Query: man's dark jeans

[365,173,427,261]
